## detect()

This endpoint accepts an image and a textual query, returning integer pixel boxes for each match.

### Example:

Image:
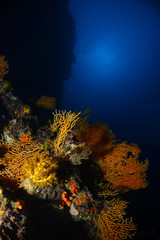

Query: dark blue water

[62,0,160,146]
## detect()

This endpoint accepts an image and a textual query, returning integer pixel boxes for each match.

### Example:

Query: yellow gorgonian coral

[2,80,11,90]
[23,153,58,187]
[36,96,56,110]
[95,199,137,240]
[0,135,58,189]
[22,105,31,115]
[0,136,38,188]
[50,110,81,156]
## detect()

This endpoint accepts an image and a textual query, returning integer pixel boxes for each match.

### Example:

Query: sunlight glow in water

[62,0,160,144]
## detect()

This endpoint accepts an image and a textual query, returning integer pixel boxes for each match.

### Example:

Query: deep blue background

[63,0,160,147]
[0,0,160,239]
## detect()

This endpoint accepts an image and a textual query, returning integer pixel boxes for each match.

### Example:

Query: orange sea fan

[0,56,9,79]
[98,142,149,190]
[77,123,115,157]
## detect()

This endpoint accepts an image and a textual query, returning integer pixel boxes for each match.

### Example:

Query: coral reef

[0,57,149,240]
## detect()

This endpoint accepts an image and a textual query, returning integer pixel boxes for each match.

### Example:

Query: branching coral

[98,182,128,198]
[0,137,31,188]
[0,56,10,94]
[77,123,115,157]
[20,137,58,187]
[95,199,137,240]
[98,142,149,190]
[36,96,56,110]
[0,56,9,80]
[50,110,81,156]
[0,135,58,189]
[23,153,58,188]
